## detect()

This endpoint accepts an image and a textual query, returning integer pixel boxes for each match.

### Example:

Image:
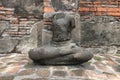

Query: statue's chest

[52,18,69,32]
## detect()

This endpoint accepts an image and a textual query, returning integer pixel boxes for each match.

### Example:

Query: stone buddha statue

[28,12,93,65]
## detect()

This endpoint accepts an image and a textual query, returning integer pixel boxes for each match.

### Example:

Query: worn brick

[52,70,67,77]
[0,76,14,80]
[4,66,21,75]
[70,68,85,76]
[18,69,35,76]
[22,78,40,80]
[37,69,50,77]
[53,66,66,70]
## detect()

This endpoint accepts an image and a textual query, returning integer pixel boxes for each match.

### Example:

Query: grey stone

[72,13,81,46]
[41,28,52,46]
[0,37,18,54]
[52,70,67,77]
[0,76,14,80]
[51,0,77,11]
[37,69,50,77]
[28,12,93,65]
[83,46,118,54]
[17,69,35,76]
[81,16,120,46]
[0,21,9,37]
[16,21,44,54]
[70,68,85,76]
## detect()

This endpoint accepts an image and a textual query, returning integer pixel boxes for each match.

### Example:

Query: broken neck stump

[28,12,93,65]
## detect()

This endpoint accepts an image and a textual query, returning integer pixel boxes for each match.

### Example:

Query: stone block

[37,69,50,77]
[70,68,85,76]
[0,38,18,54]
[0,21,9,37]
[16,21,44,53]
[18,69,35,76]
[41,28,52,45]
[0,76,14,80]
[81,16,120,46]
[52,70,67,77]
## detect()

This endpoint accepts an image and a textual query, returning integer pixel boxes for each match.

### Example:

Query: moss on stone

[115,53,120,57]
[94,56,102,61]
[84,62,92,65]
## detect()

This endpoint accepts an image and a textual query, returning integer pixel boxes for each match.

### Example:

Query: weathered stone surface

[0,53,120,80]
[82,46,118,54]
[36,69,50,77]
[51,0,77,11]
[0,76,14,80]
[1,0,43,18]
[41,28,52,46]
[16,21,43,53]
[0,21,9,37]
[72,13,81,46]
[81,16,120,46]
[3,66,21,75]
[22,78,43,80]
[70,68,85,76]
[52,70,67,77]
[18,69,35,76]
[29,12,93,65]
[0,38,18,53]
[53,66,66,70]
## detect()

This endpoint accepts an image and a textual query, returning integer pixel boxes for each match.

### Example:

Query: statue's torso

[51,13,74,42]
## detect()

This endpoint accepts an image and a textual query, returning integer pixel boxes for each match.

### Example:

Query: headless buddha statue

[28,12,93,65]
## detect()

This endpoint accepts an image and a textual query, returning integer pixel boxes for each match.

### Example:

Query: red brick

[0,15,6,19]
[5,66,21,75]
[44,0,50,2]
[44,7,55,12]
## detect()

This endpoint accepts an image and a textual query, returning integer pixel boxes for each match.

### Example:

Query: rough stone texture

[16,21,44,53]
[0,1,43,38]
[18,69,35,76]
[0,53,120,80]
[51,0,77,11]
[1,0,43,18]
[37,68,50,77]
[44,0,120,47]
[0,76,14,80]
[0,38,18,53]
[0,0,119,48]
[0,21,9,37]
[81,16,120,46]
[29,12,93,65]
[70,68,85,76]
[52,70,67,77]
[82,46,118,54]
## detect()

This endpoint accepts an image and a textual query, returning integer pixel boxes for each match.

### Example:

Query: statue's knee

[28,48,43,60]
[28,49,35,60]
[74,52,93,61]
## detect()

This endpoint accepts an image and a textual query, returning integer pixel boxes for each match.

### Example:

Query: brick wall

[44,0,120,16]
[79,1,120,16]
[43,0,120,46]
[0,0,120,38]
[0,4,41,38]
